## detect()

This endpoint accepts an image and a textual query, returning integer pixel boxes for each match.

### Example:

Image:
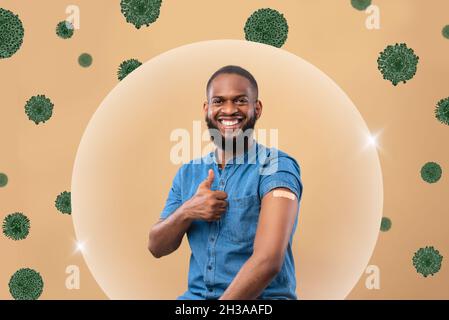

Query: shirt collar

[209,138,258,166]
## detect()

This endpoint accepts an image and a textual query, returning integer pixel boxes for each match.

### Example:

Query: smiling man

[148,65,303,300]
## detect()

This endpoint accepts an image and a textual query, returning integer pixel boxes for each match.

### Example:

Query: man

[148,65,303,300]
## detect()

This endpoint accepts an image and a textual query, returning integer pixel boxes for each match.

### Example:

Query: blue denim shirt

[160,141,303,299]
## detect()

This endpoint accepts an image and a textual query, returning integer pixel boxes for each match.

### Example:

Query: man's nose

[220,99,238,113]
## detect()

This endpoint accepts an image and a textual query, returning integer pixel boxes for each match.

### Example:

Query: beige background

[70,39,383,300]
[1,0,448,299]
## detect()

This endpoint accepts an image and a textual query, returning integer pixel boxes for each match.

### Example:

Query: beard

[205,111,257,154]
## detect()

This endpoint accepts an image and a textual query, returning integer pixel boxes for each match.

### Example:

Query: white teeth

[221,120,239,126]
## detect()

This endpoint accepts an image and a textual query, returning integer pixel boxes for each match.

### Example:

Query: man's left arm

[219,187,298,300]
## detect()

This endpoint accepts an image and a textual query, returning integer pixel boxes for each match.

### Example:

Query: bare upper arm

[253,187,298,263]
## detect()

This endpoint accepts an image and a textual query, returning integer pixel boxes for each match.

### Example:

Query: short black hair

[206,65,258,100]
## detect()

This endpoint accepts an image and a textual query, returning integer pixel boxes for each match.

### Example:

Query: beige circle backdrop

[71,39,383,300]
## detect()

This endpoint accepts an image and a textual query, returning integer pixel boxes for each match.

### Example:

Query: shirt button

[208,287,213,292]
[210,237,214,242]
[207,265,212,270]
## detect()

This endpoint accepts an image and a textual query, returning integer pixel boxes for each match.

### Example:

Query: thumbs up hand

[185,169,228,222]
[198,169,215,191]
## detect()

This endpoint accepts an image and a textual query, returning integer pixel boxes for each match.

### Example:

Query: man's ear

[203,101,208,114]
[255,100,263,119]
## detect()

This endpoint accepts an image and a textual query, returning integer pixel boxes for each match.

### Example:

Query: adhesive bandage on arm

[272,189,296,201]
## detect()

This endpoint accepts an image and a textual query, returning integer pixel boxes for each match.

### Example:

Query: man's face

[203,73,262,148]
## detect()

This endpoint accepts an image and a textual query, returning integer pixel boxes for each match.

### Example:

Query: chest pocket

[221,194,260,243]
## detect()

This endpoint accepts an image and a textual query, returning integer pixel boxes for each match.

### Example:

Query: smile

[217,117,244,129]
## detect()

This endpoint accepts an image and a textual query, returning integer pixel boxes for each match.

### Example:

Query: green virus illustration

[120,0,162,29]
[412,246,443,277]
[0,172,8,187]
[2,212,30,240]
[435,97,449,126]
[55,191,71,214]
[117,58,142,81]
[420,162,442,184]
[442,25,449,39]
[351,0,372,11]
[380,217,392,232]
[9,268,44,300]
[78,53,93,68]
[0,8,25,59]
[244,8,289,48]
[377,43,419,86]
[24,94,54,125]
[56,20,74,39]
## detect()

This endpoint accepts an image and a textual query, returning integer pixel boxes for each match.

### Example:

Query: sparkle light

[363,130,383,151]
[74,240,86,254]
[368,134,378,147]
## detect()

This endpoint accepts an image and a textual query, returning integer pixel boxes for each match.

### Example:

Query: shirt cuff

[259,180,301,202]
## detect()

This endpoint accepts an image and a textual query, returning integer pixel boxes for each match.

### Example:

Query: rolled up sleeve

[258,151,303,202]
[160,166,184,219]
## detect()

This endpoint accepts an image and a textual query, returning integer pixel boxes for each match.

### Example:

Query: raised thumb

[201,169,214,189]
